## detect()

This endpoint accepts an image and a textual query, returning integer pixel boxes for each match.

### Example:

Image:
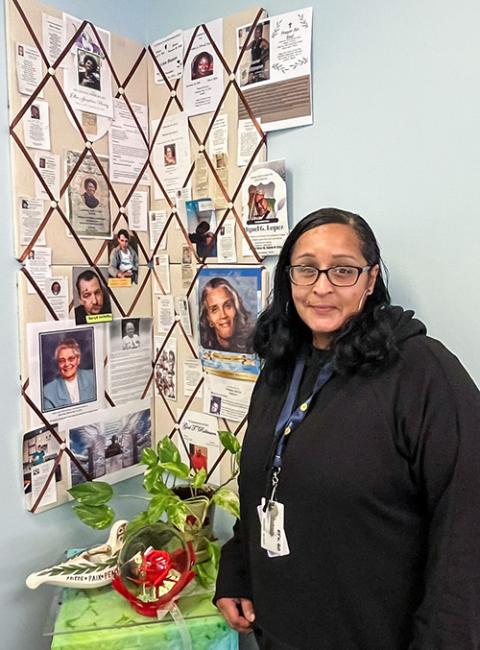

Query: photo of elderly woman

[197,267,263,378]
[199,277,254,354]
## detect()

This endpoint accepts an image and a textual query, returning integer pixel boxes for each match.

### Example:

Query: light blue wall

[2,1,480,647]
[148,0,480,383]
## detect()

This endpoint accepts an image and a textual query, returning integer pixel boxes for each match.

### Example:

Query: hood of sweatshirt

[388,305,427,344]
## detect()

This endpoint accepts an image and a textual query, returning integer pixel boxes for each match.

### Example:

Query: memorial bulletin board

[7,0,313,514]
[6,0,271,514]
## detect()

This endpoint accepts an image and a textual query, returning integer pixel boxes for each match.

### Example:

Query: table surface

[47,582,238,650]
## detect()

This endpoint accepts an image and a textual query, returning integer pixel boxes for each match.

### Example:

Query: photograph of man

[50,281,61,296]
[42,338,96,411]
[74,268,112,325]
[191,51,214,80]
[188,221,217,258]
[108,229,139,284]
[163,144,177,166]
[122,320,140,350]
[245,22,270,85]
[199,277,253,353]
[82,177,100,209]
[30,104,40,120]
[78,52,101,91]
[189,444,208,472]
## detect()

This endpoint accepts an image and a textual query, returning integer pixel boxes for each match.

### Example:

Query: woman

[191,51,213,79]
[164,145,176,166]
[199,277,253,353]
[215,208,480,648]
[82,177,99,209]
[79,54,101,91]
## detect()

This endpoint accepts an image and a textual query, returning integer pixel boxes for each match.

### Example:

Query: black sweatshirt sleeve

[213,517,252,603]
[213,372,268,605]
[399,340,480,649]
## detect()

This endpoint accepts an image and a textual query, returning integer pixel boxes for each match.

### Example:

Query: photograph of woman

[163,144,176,166]
[214,208,480,649]
[199,277,254,354]
[191,51,214,80]
[78,52,101,91]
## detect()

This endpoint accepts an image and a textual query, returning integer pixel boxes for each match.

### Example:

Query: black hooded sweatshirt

[214,307,480,649]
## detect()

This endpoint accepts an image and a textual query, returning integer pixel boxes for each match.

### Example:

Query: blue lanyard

[264,357,333,507]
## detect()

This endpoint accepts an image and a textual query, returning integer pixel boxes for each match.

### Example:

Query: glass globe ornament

[111,522,195,616]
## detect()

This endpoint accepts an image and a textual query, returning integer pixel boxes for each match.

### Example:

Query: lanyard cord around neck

[263,356,334,509]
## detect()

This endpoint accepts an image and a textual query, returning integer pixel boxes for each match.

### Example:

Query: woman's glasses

[287,265,372,287]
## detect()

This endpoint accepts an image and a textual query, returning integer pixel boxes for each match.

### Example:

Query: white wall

[2,0,480,647]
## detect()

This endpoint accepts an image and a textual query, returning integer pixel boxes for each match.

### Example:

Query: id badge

[257,498,290,557]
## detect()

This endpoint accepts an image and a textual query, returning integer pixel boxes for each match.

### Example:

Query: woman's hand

[216,597,255,633]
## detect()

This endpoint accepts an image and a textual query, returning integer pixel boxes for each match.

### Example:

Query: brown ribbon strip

[20,267,58,320]
[30,447,65,513]
[21,390,92,512]
[141,318,179,399]
[89,23,122,88]
[12,4,271,482]
[126,267,152,316]
[117,47,148,101]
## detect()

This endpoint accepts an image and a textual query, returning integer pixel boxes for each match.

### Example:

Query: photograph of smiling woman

[199,277,254,354]
[39,328,98,413]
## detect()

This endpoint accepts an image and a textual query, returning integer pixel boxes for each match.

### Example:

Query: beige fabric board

[6,0,269,509]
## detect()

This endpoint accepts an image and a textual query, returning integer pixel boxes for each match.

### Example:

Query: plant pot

[172,486,216,562]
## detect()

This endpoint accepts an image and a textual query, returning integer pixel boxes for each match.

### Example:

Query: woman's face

[205,286,237,348]
[57,348,80,382]
[85,181,96,196]
[290,224,378,349]
[197,56,210,76]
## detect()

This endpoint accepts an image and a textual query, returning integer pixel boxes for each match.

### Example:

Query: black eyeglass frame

[286,264,372,287]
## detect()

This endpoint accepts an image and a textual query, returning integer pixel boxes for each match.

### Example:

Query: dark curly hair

[253,207,399,385]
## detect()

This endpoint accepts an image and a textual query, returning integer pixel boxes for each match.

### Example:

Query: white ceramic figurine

[26,519,128,590]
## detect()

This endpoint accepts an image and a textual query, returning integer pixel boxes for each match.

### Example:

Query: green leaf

[166,497,190,532]
[211,488,240,519]
[191,468,207,489]
[143,466,170,495]
[218,430,241,454]
[73,504,115,530]
[141,447,158,467]
[147,495,169,523]
[205,538,221,569]
[194,553,218,587]
[125,511,150,539]
[157,437,181,464]
[68,482,113,506]
[159,461,190,479]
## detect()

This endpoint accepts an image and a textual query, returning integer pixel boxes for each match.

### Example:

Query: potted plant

[68,430,241,588]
